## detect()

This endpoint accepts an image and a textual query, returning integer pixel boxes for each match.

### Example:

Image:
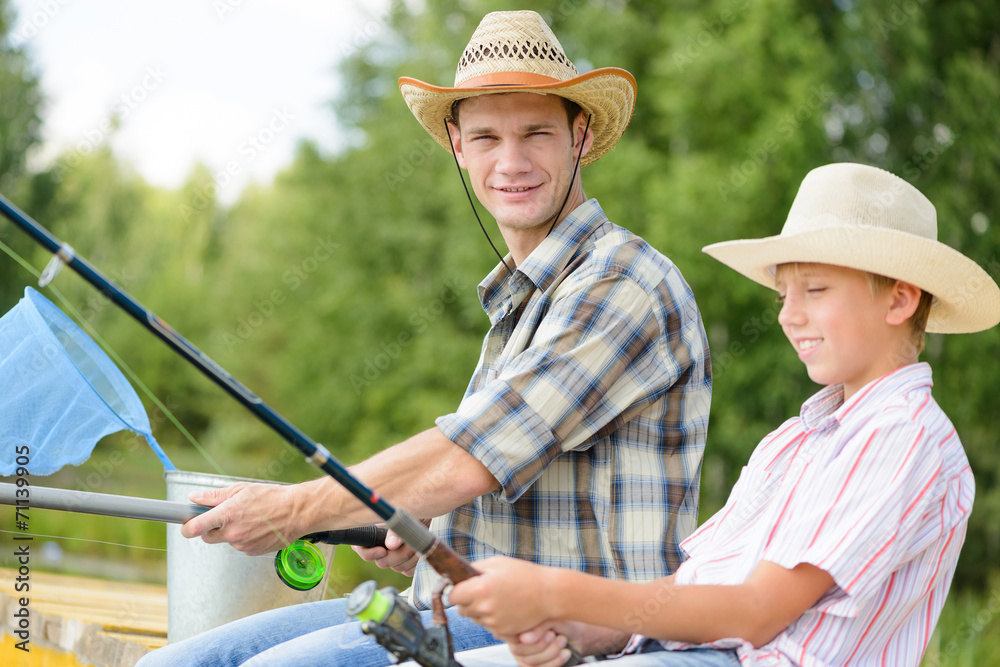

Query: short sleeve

[762,418,946,612]
[437,275,672,502]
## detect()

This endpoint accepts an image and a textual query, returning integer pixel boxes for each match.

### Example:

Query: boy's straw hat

[398,10,636,166]
[703,162,1000,334]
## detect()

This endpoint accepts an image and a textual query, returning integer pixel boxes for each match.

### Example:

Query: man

[137,10,710,666]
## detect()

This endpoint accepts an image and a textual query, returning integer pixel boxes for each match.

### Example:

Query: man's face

[448,93,590,235]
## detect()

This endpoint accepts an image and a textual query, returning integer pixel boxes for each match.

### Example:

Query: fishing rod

[0,193,587,667]
[0,482,387,590]
[0,192,472,578]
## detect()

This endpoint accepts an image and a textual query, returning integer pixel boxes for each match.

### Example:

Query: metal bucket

[164,470,334,642]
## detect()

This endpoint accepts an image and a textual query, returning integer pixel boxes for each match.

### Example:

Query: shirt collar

[477,198,609,317]
[799,362,934,430]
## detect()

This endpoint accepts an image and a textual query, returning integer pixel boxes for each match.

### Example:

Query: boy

[441,162,1000,666]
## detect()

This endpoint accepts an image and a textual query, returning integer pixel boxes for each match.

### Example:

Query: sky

[9,0,393,202]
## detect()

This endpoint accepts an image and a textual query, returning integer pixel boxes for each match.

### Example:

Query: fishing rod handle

[307,525,388,549]
[384,510,479,583]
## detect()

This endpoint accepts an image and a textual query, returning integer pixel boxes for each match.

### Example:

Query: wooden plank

[0,567,166,667]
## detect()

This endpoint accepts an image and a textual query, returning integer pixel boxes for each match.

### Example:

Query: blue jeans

[430,645,741,666]
[135,596,501,666]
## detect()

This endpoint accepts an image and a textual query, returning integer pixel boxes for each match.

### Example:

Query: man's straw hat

[398,10,636,166]
[703,162,1000,334]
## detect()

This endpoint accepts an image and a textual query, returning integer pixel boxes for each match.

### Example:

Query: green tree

[0,0,44,314]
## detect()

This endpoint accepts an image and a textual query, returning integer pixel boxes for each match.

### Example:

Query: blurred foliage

[1,0,999,630]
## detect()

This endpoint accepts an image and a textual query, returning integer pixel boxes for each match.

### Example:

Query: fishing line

[0,238,224,475]
[0,528,167,552]
[444,118,514,278]
[0,529,316,564]
[546,112,591,238]
[1,237,367,563]
[443,111,591,276]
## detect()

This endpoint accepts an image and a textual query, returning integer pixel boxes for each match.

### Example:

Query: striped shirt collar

[800,362,934,431]
[477,198,609,321]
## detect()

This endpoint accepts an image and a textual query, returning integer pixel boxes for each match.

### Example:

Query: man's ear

[886,280,922,325]
[446,120,467,169]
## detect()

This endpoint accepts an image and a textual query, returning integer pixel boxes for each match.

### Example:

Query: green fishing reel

[273,525,389,590]
[274,539,328,591]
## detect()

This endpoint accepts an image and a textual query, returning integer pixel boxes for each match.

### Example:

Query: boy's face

[447,92,590,236]
[776,263,912,399]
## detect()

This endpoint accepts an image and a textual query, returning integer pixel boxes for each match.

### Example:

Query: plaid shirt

[411,198,711,608]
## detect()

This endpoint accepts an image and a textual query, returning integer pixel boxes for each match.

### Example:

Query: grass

[922,574,1000,666]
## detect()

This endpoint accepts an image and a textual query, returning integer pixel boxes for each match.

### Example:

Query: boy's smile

[776,263,916,400]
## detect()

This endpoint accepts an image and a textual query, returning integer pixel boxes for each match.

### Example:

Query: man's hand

[180,481,303,556]
[352,527,422,577]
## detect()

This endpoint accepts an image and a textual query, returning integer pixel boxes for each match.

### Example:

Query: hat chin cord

[443,113,592,279]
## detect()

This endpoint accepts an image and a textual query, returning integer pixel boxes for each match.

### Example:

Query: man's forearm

[293,427,499,533]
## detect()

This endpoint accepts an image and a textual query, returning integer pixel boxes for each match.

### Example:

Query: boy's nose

[777,295,806,328]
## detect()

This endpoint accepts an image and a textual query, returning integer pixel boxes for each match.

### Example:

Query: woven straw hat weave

[399,11,636,166]
[703,163,1000,334]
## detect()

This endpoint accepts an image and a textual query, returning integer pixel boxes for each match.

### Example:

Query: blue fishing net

[0,287,174,475]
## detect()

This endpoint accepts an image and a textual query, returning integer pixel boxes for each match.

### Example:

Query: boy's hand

[451,556,556,637]
[352,527,421,576]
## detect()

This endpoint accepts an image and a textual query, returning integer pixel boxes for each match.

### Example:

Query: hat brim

[399,67,636,166]
[703,226,1000,334]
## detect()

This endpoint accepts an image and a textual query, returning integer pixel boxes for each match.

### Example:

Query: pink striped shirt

[631,363,973,666]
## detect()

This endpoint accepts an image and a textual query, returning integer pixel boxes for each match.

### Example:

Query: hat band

[458,71,562,89]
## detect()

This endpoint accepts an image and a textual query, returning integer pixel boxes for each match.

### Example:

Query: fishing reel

[347,580,461,667]
[274,525,388,591]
